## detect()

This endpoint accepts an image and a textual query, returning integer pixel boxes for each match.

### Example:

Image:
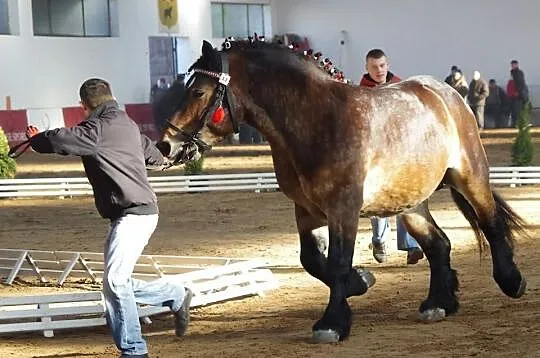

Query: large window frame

[211,2,269,39]
[0,0,9,34]
[32,0,112,37]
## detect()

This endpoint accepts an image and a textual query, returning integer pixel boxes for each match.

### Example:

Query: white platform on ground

[0,249,279,337]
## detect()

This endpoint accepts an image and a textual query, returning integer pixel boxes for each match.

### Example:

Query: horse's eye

[192,89,205,98]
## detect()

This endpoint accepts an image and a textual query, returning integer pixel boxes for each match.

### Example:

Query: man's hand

[25,126,40,139]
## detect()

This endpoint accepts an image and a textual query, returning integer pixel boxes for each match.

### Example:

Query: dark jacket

[467,78,489,107]
[29,101,165,220]
[486,85,507,108]
[446,75,468,98]
[359,72,401,88]
[510,68,529,102]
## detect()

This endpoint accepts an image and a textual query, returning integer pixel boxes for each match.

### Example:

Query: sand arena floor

[0,129,539,357]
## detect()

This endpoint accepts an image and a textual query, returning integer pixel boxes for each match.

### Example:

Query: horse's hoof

[418,308,446,323]
[512,277,527,298]
[356,267,376,288]
[312,329,340,344]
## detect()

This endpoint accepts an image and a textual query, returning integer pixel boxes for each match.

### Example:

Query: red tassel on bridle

[212,105,225,124]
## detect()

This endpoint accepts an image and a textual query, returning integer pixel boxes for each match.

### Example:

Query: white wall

[271,0,540,105]
[3,0,537,110]
[0,0,255,109]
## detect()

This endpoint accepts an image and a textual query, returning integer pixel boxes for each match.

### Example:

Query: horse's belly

[359,164,440,216]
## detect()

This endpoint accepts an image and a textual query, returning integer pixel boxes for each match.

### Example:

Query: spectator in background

[444,65,459,85]
[467,70,489,129]
[507,60,529,127]
[486,79,508,128]
[150,77,168,103]
[447,69,469,98]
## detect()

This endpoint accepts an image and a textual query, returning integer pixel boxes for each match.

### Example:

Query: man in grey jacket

[26,78,192,358]
[467,71,489,129]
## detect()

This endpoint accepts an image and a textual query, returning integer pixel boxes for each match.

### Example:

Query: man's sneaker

[407,248,424,265]
[120,354,148,358]
[372,242,387,263]
[174,288,193,337]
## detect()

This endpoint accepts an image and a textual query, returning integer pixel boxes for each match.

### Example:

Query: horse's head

[156,40,241,166]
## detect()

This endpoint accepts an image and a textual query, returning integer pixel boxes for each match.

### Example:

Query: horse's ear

[202,40,215,57]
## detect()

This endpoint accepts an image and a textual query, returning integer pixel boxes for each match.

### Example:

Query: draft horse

[157,40,528,343]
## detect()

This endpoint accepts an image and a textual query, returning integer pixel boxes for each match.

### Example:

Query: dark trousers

[239,124,262,144]
[509,99,524,128]
[471,105,485,129]
[486,105,508,128]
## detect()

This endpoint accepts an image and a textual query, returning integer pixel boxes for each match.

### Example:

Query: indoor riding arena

[1,1,540,358]
[1,132,540,357]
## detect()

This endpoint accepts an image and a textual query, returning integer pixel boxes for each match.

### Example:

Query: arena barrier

[0,104,159,147]
[0,168,539,199]
[0,249,279,337]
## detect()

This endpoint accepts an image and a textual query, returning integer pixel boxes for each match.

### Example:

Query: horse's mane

[189,36,350,83]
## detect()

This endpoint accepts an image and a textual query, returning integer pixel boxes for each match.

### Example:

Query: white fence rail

[0,168,538,198]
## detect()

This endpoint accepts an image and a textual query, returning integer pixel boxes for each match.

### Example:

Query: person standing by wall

[467,70,489,129]
[506,60,529,127]
[486,79,508,128]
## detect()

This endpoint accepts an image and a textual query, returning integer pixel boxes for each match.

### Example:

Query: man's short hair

[451,65,458,71]
[511,60,519,65]
[489,79,496,84]
[366,49,386,61]
[79,78,114,110]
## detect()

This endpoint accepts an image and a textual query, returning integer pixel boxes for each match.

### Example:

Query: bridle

[164,52,239,167]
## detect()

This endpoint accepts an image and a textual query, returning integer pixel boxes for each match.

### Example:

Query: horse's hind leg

[295,204,375,297]
[447,173,526,298]
[400,202,459,322]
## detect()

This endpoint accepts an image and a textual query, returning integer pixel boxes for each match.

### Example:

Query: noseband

[165,53,239,167]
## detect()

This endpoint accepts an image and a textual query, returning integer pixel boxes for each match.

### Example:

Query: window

[211,3,270,39]
[0,0,9,34]
[32,0,111,37]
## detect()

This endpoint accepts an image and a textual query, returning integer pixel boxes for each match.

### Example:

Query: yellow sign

[158,0,178,30]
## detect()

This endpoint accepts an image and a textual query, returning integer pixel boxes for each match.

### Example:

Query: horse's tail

[450,188,529,256]
[491,190,530,248]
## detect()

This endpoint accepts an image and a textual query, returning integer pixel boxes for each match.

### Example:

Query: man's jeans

[103,214,186,356]
[371,216,420,251]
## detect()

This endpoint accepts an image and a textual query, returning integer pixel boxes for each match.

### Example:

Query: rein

[165,52,239,167]
[8,139,31,159]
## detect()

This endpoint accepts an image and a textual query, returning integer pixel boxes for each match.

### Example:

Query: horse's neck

[239,67,329,149]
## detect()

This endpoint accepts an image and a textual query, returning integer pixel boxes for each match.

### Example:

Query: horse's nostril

[156,141,171,157]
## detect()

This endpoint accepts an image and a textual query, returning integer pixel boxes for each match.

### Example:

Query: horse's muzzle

[156,139,202,167]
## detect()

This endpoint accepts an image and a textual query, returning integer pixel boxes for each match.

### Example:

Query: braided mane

[188,35,351,84]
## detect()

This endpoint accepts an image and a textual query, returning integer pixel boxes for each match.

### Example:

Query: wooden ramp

[0,249,279,337]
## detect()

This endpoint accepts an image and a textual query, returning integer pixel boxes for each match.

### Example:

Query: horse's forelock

[189,45,222,73]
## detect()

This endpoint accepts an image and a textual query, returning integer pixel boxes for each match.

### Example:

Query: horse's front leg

[311,204,361,343]
[296,204,375,298]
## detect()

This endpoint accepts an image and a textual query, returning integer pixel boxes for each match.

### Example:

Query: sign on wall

[158,0,179,33]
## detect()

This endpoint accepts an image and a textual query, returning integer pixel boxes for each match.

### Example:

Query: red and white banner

[0,104,159,147]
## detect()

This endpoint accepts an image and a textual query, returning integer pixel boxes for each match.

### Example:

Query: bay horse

[157,40,528,343]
